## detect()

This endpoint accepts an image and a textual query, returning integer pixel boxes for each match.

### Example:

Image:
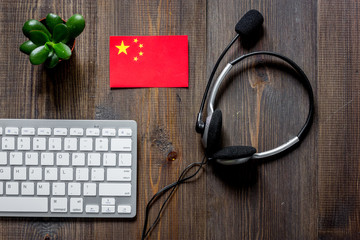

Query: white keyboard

[0,119,137,218]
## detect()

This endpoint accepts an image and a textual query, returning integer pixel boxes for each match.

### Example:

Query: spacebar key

[0,197,48,212]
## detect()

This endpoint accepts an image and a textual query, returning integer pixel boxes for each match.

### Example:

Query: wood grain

[205,1,317,239]
[95,0,207,239]
[0,0,359,239]
[318,0,360,239]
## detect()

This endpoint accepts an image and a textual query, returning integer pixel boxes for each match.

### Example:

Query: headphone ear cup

[205,109,222,157]
[212,145,256,160]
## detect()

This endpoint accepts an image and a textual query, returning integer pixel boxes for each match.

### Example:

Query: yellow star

[139,44,144,48]
[134,38,138,43]
[115,41,130,54]
[134,57,138,61]
[139,52,143,56]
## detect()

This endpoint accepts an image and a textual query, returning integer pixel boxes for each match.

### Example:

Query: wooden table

[0,0,358,239]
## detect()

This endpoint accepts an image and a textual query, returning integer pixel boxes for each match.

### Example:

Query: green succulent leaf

[61,37,71,44]
[29,45,50,65]
[45,52,60,68]
[45,13,63,32]
[20,40,39,55]
[53,42,71,60]
[22,19,51,38]
[66,14,85,38]
[29,30,49,45]
[47,49,54,58]
[53,23,69,43]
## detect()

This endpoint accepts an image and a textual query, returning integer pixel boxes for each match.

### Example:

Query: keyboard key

[41,153,54,165]
[0,152,7,165]
[5,127,19,135]
[99,183,131,196]
[33,138,46,150]
[102,206,115,213]
[88,153,100,166]
[0,167,11,180]
[37,182,50,196]
[25,152,38,165]
[102,128,116,136]
[102,198,115,205]
[107,168,131,182]
[57,153,69,166]
[0,183,3,195]
[117,205,131,214]
[21,182,34,195]
[111,139,132,151]
[45,168,58,181]
[10,152,22,165]
[103,153,116,166]
[51,198,67,212]
[49,138,62,151]
[21,128,35,136]
[38,128,51,136]
[68,183,81,196]
[17,137,31,150]
[84,183,96,196]
[118,128,132,136]
[6,182,19,195]
[64,138,77,151]
[0,128,2,135]
[76,168,89,181]
[29,167,42,181]
[60,168,73,181]
[86,204,99,213]
[72,153,85,166]
[13,167,26,180]
[70,128,83,136]
[86,128,100,136]
[91,168,104,181]
[70,198,83,213]
[52,183,65,196]
[80,138,93,151]
[95,138,108,151]
[0,197,48,212]
[54,128,67,136]
[119,153,132,166]
[2,137,15,150]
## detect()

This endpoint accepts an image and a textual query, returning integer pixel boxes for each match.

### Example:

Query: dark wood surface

[0,0,358,239]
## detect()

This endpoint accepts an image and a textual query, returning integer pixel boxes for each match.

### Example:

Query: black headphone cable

[141,155,208,239]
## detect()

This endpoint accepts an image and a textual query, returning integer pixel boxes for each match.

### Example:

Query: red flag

[109,35,188,88]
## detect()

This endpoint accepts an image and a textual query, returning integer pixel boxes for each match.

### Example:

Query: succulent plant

[20,13,85,68]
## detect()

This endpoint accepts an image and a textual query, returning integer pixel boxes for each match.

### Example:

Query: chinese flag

[109,35,188,88]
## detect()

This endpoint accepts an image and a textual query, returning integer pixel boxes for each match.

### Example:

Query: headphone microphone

[196,9,314,165]
[235,9,264,37]
[195,9,264,135]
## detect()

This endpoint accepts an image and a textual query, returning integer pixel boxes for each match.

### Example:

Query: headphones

[195,10,314,165]
[142,10,315,239]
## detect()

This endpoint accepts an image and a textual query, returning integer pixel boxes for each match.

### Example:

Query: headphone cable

[141,156,208,239]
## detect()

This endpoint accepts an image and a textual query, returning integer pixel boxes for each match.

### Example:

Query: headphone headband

[201,51,314,164]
